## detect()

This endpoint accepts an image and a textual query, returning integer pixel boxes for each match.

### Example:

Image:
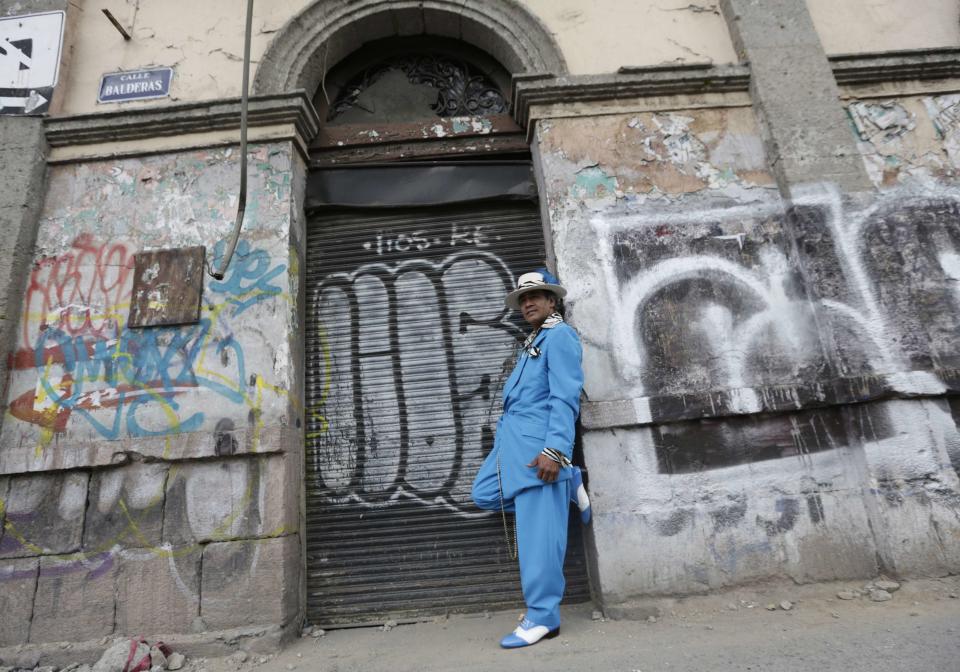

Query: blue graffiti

[209,239,286,315]
[19,241,285,440]
[34,319,246,438]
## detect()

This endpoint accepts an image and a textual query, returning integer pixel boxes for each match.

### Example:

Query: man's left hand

[528,454,560,482]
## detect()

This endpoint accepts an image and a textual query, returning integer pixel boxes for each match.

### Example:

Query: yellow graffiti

[305,327,332,440]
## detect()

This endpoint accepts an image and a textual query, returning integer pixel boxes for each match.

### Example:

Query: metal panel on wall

[304,202,591,625]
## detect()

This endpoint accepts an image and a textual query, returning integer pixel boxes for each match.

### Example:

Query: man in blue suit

[472,269,591,649]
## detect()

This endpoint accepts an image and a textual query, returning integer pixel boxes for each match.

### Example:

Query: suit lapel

[502,329,550,401]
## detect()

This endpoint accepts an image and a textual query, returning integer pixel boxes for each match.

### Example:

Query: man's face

[519,290,556,328]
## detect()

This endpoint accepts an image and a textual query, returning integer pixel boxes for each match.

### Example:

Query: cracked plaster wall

[57,0,311,115]
[807,0,960,56]
[532,108,960,605]
[58,0,736,116]
[0,142,305,646]
[520,0,737,73]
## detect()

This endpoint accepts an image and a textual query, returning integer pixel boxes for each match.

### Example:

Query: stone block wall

[0,142,305,646]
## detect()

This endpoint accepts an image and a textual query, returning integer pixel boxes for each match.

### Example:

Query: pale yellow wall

[807,0,960,55]
[519,0,737,74]
[59,0,736,116]
[58,0,312,115]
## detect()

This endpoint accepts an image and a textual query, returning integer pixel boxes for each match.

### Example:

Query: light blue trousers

[472,463,571,630]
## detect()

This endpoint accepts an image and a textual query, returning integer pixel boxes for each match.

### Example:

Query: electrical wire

[208,0,254,280]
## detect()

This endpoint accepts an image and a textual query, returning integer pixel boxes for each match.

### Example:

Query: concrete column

[0,0,69,431]
[720,0,872,197]
[0,117,47,432]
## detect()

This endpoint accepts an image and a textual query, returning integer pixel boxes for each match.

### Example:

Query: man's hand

[528,454,560,482]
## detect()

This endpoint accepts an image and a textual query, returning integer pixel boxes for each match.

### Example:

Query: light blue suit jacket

[490,321,584,499]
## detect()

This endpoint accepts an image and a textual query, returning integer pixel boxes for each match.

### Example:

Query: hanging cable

[208,0,255,280]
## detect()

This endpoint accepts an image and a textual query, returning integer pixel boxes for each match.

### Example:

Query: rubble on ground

[835,578,904,604]
[0,639,204,672]
[298,627,325,640]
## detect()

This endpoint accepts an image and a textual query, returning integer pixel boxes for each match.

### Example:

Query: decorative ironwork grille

[329,54,508,121]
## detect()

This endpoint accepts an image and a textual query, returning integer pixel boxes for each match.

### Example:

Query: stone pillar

[0,0,70,433]
[0,119,46,434]
[719,0,872,196]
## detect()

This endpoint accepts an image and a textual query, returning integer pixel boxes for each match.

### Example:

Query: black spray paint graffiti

[307,251,526,511]
[654,404,894,475]
[654,407,844,475]
[592,187,960,473]
[649,493,827,539]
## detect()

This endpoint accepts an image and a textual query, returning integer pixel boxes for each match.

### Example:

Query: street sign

[0,11,65,115]
[98,67,174,104]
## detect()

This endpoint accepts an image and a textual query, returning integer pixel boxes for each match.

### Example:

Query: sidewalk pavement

[219,575,960,672]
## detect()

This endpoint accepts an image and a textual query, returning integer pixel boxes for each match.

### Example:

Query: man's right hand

[527,454,560,482]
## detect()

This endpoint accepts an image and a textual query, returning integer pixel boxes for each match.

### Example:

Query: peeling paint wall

[807,0,960,56]
[532,108,960,604]
[537,109,774,212]
[847,92,960,188]
[0,142,305,645]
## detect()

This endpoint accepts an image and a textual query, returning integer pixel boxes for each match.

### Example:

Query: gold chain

[496,451,518,561]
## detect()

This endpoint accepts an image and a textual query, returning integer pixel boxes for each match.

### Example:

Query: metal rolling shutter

[304,201,591,626]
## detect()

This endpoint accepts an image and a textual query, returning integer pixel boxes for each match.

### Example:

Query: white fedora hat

[505,269,567,310]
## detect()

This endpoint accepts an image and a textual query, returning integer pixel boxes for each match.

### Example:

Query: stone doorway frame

[252,0,572,627]
[253,0,567,98]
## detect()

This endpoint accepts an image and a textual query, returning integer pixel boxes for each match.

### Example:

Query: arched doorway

[260,2,589,627]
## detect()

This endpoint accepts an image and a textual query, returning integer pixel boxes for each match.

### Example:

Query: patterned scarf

[521,312,563,358]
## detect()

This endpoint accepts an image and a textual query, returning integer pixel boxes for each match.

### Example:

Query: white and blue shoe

[499,617,560,648]
[571,466,591,525]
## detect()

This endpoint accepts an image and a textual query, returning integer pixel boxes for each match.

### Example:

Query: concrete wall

[58,0,311,115]
[523,0,737,73]
[0,142,305,646]
[531,87,960,607]
[0,120,47,443]
[523,0,960,610]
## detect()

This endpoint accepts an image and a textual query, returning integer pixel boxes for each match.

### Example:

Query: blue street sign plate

[98,67,173,103]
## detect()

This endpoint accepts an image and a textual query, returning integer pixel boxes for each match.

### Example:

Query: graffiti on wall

[0,228,295,598]
[5,235,289,448]
[0,147,302,643]
[594,186,960,394]
[305,207,546,514]
[585,184,960,472]
[309,250,524,513]
[0,454,291,616]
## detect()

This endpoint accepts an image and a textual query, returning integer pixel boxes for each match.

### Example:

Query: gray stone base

[0,454,302,646]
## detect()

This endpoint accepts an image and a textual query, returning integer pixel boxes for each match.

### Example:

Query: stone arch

[253,0,567,97]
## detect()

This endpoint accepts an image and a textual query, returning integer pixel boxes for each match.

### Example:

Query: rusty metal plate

[128,246,205,328]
